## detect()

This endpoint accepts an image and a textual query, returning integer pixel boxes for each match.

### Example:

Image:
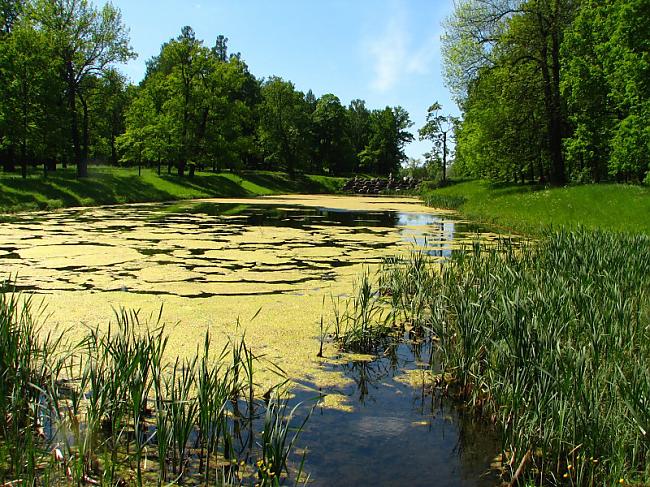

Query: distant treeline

[443,0,650,185]
[0,1,414,178]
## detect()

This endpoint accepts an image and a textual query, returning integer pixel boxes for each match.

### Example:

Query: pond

[0,195,503,486]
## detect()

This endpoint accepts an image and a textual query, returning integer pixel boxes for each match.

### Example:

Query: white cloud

[364,3,439,93]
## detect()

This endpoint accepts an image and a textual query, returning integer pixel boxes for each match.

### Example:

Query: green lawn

[0,166,345,213]
[422,180,650,234]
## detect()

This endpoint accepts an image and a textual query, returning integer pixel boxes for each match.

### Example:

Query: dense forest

[444,0,650,185]
[0,0,414,179]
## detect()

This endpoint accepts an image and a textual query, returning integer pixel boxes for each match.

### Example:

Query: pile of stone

[342,175,420,194]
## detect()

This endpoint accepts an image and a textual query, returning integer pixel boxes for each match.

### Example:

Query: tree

[0,0,23,34]
[346,99,370,172]
[312,94,350,175]
[562,0,650,182]
[258,77,310,176]
[35,0,134,177]
[86,69,129,165]
[212,34,228,62]
[0,9,66,177]
[419,102,456,182]
[443,0,577,184]
[359,106,413,175]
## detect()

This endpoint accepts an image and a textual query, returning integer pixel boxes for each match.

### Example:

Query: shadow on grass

[0,166,339,212]
[0,172,177,210]
[240,171,333,194]
[158,173,251,197]
[486,181,549,196]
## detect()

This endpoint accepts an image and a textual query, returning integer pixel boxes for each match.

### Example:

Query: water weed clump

[377,229,650,484]
[0,291,311,486]
[331,270,393,354]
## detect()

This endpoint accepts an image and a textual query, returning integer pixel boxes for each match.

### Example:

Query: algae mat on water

[0,195,498,409]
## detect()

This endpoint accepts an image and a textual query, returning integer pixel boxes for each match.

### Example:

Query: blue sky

[110,0,457,160]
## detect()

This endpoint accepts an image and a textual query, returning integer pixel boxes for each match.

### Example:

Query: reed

[421,192,467,210]
[332,270,393,354]
[0,289,312,486]
[374,229,650,484]
[0,287,66,483]
[257,392,312,486]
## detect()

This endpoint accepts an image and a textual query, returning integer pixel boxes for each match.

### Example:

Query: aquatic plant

[421,192,467,210]
[0,288,65,483]
[332,270,393,354]
[377,229,650,484]
[0,287,312,486]
[257,392,312,486]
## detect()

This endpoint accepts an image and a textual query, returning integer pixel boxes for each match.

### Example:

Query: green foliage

[419,101,456,181]
[0,5,413,181]
[444,0,572,184]
[378,230,650,484]
[0,286,311,485]
[257,77,311,176]
[445,0,650,185]
[562,0,650,183]
[332,270,392,354]
[359,106,413,176]
[34,0,135,177]
[609,113,650,180]
[312,93,351,174]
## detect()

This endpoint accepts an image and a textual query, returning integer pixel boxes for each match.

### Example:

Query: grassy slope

[422,179,650,234]
[0,166,345,213]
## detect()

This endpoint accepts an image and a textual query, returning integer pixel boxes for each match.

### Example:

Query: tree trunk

[3,146,16,172]
[21,100,27,180]
[442,131,447,182]
[79,91,90,173]
[110,120,118,166]
[537,7,565,186]
[66,61,85,178]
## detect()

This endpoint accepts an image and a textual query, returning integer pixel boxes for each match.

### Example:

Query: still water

[0,195,502,486]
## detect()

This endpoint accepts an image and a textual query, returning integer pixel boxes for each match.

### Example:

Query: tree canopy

[443,0,650,184]
[0,6,414,178]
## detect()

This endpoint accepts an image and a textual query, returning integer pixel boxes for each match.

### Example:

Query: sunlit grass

[0,166,345,213]
[421,179,650,234]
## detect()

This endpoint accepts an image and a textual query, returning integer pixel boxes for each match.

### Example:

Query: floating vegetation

[0,197,499,399]
[1,196,509,486]
[0,285,312,486]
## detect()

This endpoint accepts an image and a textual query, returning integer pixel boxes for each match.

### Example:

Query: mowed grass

[0,166,345,213]
[422,180,650,234]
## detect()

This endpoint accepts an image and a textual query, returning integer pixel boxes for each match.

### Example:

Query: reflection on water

[0,197,503,486]
[296,337,500,487]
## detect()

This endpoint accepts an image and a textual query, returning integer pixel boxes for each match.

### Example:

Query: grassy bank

[421,180,650,234]
[351,229,650,484]
[0,166,345,213]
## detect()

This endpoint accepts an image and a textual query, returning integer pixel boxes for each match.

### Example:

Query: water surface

[0,195,503,486]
